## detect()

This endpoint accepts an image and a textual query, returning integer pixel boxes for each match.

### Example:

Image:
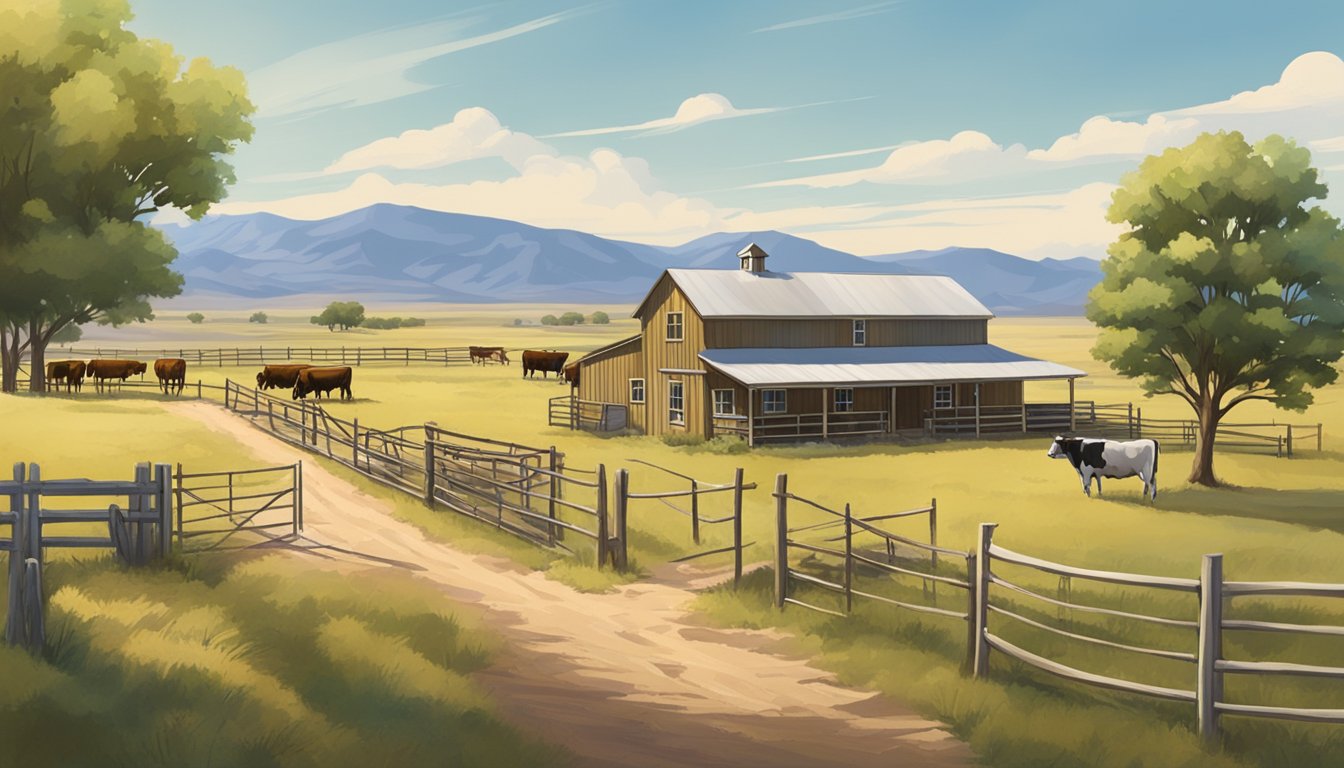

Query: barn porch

[700,344,1087,446]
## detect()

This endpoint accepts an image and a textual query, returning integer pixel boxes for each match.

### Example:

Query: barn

[560,244,1086,444]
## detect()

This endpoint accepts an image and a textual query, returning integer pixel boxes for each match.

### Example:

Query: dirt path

[169,402,971,768]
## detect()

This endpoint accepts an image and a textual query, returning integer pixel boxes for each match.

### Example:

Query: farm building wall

[641,278,710,437]
[702,318,987,349]
[574,337,646,432]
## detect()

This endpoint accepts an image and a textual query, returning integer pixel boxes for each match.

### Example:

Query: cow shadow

[1110,486,1344,535]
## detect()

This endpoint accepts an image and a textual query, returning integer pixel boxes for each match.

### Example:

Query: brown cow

[522,350,568,379]
[154,358,187,395]
[292,366,353,400]
[86,359,147,393]
[563,362,579,388]
[256,364,312,390]
[469,345,508,365]
[45,360,84,393]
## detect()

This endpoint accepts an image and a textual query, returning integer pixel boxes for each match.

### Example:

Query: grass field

[20,307,1344,766]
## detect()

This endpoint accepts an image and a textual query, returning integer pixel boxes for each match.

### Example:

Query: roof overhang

[699,344,1086,388]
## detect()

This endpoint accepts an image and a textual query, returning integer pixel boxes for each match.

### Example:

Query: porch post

[1068,377,1076,432]
[889,386,897,433]
[747,388,755,447]
[821,387,829,441]
[974,382,981,437]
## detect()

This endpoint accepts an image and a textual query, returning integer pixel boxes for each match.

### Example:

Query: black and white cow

[1047,436,1159,501]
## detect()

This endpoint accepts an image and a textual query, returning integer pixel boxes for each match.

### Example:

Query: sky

[128,0,1344,259]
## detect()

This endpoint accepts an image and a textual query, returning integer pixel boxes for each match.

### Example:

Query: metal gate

[175,463,302,551]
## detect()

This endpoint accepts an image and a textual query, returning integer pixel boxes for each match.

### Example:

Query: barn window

[762,389,787,414]
[713,389,735,416]
[852,319,866,346]
[630,378,645,404]
[934,384,953,409]
[669,381,685,424]
[666,312,684,341]
[834,388,854,412]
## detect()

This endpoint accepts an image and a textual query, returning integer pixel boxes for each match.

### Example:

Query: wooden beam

[1069,377,1077,432]
[822,387,829,441]
[747,388,755,447]
[974,382,981,437]
[889,386,897,433]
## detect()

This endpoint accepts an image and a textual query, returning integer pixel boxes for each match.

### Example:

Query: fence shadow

[1114,486,1344,535]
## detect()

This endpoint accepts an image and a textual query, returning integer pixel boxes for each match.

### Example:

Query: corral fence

[1,462,172,651]
[771,478,1344,744]
[618,459,755,582]
[772,475,973,664]
[549,395,627,432]
[1077,403,1322,458]
[44,345,474,367]
[175,463,302,551]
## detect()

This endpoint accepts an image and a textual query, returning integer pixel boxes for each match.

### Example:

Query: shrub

[558,311,585,326]
[513,318,522,327]
[661,433,704,447]
[362,316,427,329]
[589,311,610,325]
[248,311,268,324]
[540,314,559,326]
[51,324,82,345]
[311,301,365,331]
[186,312,204,324]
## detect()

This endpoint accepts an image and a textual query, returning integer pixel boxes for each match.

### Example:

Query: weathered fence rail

[175,463,302,551]
[39,345,474,367]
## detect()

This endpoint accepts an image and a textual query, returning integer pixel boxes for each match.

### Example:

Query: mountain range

[163,204,1102,315]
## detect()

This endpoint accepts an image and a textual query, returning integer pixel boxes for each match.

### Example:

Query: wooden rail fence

[175,463,302,551]
[619,459,754,582]
[41,345,474,367]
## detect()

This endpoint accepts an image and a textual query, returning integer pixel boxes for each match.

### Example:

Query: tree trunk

[27,318,46,393]
[0,324,17,394]
[1188,396,1220,486]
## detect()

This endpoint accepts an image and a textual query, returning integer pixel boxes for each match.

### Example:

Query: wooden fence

[549,395,627,432]
[618,459,755,582]
[1,462,172,651]
[44,345,474,367]
[175,463,302,551]
[1078,403,1322,457]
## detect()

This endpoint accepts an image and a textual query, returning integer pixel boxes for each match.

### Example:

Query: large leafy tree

[0,0,253,392]
[1088,131,1344,486]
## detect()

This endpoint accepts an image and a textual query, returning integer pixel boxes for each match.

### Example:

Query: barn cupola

[738,242,769,274]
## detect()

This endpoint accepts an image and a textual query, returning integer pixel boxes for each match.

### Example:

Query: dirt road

[170,402,971,768]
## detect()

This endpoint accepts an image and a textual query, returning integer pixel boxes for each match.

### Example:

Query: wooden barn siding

[955,380,1023,408]
[702,318,987,348]
[576,338,646,432]
[893,386,933,429]
[642,278,708,436]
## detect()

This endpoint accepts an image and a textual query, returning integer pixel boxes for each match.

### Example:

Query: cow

[522,350,568,380]
[256,364,312,391]
[86,359,147,393]
[154,358,187,395]
[563,362,579,388]
[469,346,508,365]
[1048,436,1159,501]
[293,366,353,400]
[44,360,84,393]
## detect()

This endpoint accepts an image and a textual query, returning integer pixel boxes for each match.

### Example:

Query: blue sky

[130,0,1344,258]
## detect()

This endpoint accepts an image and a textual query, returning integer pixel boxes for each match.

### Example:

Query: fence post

[1198,553,1224,748]
[1286,424,1294,458]
[1318,423,1323,452]
[22,557,43,651]
[175,463,184,549]
[596,464,609,569]
[614,469,629,572]
[963,551,977,675]
[972,522,997,679]
[6,463,27,646]
[928,498,939,602]
[843,503,854,614]
[1127,403,1134,439]
[1136,407,1143,439]
[295,462,304,533]
[26,464,41,568]
[548,447,560,543]
[423,438,437,509]
[352,417,360,468]
[690,478,700,545]
[774,473,788,609]
[154,463,172,558]
[732,467,744,587]
[197,380,202,400]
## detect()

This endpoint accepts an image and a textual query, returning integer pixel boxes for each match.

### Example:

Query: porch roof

[699,344,1086,388]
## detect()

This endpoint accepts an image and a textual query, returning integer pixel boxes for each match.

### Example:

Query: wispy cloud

[752,2,902,34]
[785,144,905,163]
[545,93,867,138]
[250,8,586,119]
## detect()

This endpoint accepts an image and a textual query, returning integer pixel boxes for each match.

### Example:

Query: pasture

[21,306,1344,767]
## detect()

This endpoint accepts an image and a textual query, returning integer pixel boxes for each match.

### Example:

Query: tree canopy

[0,0,254,391]
[311,301,366,332]
[1088,131,1344,485]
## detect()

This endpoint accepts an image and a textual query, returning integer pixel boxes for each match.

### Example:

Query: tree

[51,323,81,345]
[311,301,365,331]
[558,311,585,326]
[249,311,268,324]
[186,312,205,325]
[540,314,559,326]
[0,0,254,392]
[589,311,610,325]
[1088,131,1344,486]
[513,318,523,326]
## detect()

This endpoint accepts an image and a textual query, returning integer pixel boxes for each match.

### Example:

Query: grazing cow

[1048,436,1159,501]
[521,350,568,379]
[293,366,353,400]
[492,349,510,365]
[563,363,579,388]
[256,364,312,391]
[44,360,84,392]
[86,359,147,393]
[469,346,507,365]
[154,358,187,395]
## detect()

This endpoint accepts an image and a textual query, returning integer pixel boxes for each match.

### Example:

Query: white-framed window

[629,378,645,404]
[668,381,685,424]
[713,389,735,416]
[934,384,954,410]
[834,388,854,413]
[762,389,787,414]
[852,319,866,346]
[666,311,684,342]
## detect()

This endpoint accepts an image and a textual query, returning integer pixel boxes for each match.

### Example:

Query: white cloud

[250,10,581,118]
[752,131,1032,188]
[1026,115,1200,162]
[753,2,901,33]
[785,144,905,163]
[325,108,554,174]
[545,93,791,138]
[1176,51,1344,115]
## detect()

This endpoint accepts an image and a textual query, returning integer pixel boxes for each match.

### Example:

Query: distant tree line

[540,311,610,326]
[307,301,426,331]
[362,316,426,329]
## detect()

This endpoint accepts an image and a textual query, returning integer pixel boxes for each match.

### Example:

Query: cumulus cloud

[325,108,554,174]
[1026,115,1200,162]
[545,93,793,138]
[751,131,1032,188]
[1176,51,1344,115]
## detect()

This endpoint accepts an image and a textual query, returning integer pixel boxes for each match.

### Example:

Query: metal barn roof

[699,344,1086,388]
[653,269,994,319]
